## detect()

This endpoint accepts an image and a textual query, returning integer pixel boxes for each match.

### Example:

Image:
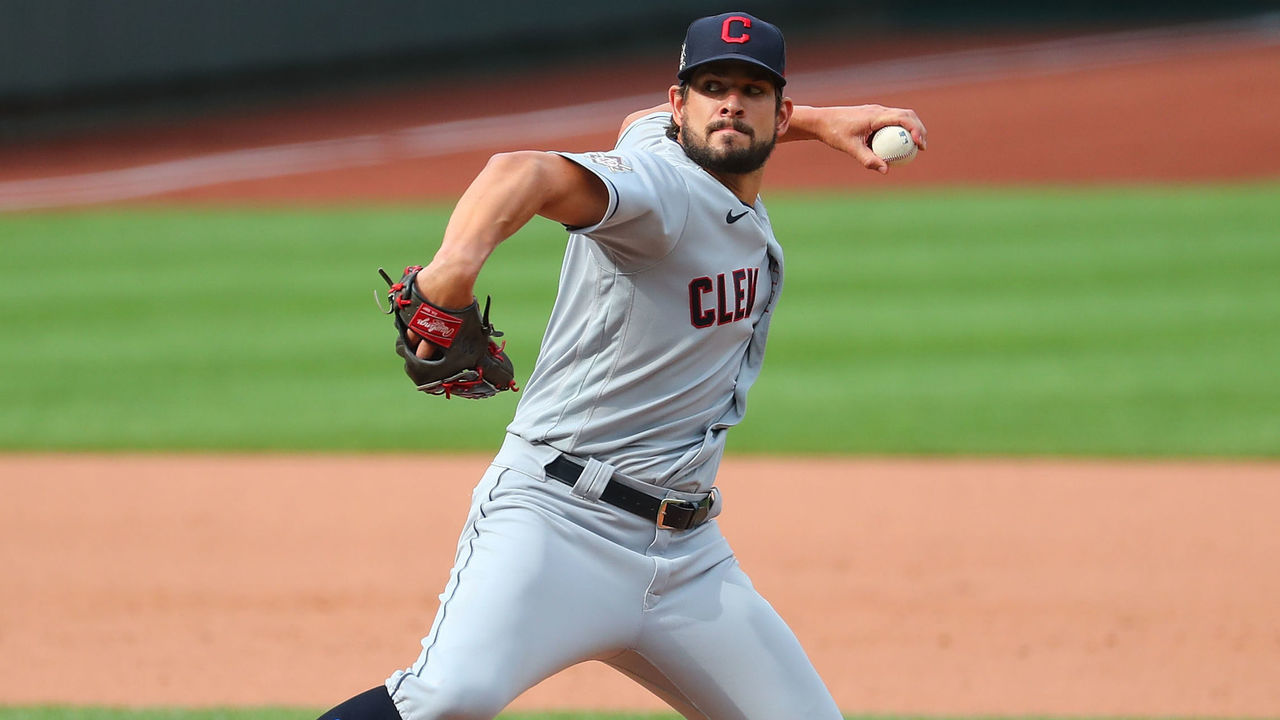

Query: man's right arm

[783,104,927,174]
[408,151,608,357]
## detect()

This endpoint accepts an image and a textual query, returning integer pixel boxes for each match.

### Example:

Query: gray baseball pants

[385,434,842,720]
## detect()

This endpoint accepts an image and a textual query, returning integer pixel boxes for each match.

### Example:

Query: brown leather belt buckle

[656,488,716,530]
[656,497,696,530]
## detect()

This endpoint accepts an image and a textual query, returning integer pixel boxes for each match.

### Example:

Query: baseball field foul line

[1,14,1276,212]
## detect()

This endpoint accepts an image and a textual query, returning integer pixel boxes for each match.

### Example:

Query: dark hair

[664,75,784,141]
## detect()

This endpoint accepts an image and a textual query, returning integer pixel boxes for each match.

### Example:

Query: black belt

[544,454,715,531]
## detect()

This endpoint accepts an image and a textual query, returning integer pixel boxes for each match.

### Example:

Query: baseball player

[321,12,926,720]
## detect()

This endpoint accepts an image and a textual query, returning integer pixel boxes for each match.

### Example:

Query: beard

[680,118,777,175]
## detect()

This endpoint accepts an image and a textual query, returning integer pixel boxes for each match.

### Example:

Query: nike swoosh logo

[726,209,749,224]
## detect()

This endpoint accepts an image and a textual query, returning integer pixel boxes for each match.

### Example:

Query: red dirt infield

[2,20,1278,719]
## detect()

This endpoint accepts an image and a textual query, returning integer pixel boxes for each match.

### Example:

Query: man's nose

[720,91,746,116]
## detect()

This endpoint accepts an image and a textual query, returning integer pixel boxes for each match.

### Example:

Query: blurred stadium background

[1,0,1274,140]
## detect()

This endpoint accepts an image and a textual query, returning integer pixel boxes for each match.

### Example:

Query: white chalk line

[2,13,1277,212]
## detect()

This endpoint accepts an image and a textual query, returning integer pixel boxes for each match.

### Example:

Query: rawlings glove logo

[408,304,463,348]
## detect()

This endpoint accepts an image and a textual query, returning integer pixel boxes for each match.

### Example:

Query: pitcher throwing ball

[319,11,925,720]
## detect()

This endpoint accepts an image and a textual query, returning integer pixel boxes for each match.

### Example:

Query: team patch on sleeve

[586,152,633,173]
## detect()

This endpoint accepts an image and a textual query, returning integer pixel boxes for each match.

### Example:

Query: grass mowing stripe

[1,184,1276,455]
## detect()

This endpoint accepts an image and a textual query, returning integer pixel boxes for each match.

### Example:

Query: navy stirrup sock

[317,686,401,720]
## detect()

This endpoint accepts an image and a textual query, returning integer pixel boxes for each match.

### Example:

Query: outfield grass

[1,183,1277,456]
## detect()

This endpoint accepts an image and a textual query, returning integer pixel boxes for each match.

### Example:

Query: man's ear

[669,85,684,129]
[776,96,794,137]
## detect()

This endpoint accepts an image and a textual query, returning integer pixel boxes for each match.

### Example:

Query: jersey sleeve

[551,113,690,269]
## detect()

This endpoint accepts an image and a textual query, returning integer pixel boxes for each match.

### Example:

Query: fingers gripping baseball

[380,266,518,399]
[815,104,927,174]
[875,106,927,151]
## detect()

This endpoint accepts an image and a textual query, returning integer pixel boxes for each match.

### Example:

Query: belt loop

[571,458,614,502]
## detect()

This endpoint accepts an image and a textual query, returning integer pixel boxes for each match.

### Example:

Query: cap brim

[677,54,786,87]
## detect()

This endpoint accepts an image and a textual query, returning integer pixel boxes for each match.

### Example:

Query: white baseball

[870,125,918,166]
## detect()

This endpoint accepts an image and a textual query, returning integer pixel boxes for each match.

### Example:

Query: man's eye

[704,81,723,92]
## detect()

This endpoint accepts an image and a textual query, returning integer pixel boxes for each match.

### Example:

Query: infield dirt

[2,455,1278,716]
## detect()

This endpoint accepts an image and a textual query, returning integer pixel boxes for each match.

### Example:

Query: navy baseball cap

[677,12,786,87]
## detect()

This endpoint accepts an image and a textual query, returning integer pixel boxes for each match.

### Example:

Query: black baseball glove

[379,265,517,399]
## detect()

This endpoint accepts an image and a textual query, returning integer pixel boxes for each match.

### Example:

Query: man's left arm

[619,105,670,138]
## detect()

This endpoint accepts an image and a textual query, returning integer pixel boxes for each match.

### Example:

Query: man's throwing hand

[798,104,927,174]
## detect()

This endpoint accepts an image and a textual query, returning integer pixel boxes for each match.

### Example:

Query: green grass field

[2,183,1278,456]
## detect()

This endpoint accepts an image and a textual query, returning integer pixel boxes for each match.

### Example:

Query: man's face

[672,62,791,175]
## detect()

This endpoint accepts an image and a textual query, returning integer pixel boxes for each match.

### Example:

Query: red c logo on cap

[722,16,751,44]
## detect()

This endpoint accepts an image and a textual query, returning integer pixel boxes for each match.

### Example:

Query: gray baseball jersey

[385,113,842,720]
[507,112,784,493]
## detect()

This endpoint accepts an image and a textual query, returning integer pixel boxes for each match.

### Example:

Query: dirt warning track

[1,19,1278,210]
